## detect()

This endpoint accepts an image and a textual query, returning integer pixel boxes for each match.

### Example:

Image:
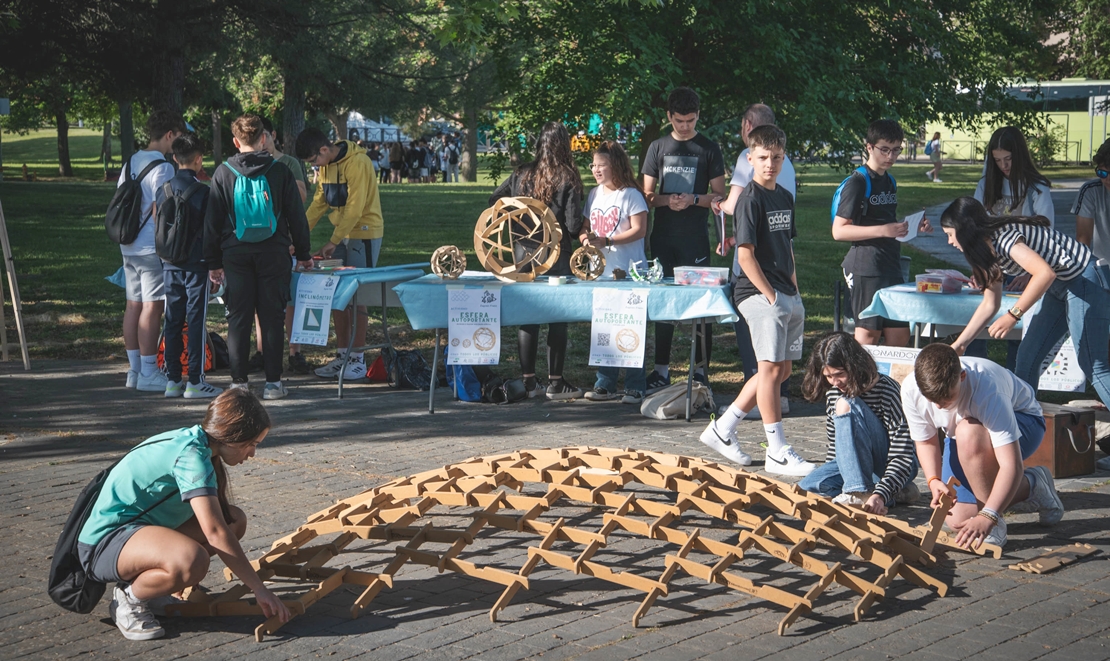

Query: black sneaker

[248,351,265,373]
[693,372,709,387]
[645,370,670,394]
[584,387,620,401]
[546,378,584,400]
[288,352,310,375]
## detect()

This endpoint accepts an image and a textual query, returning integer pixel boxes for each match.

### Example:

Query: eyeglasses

[870,145,903,157]
[1097,168,1109,179]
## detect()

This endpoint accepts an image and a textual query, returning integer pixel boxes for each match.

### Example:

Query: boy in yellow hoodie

[295,127,384,380]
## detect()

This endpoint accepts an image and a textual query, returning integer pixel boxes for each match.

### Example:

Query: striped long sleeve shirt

[822,373,916,503]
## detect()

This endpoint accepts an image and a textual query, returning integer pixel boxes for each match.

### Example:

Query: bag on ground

[155,180,206,264]
[208,332,229,369]
[640,382,715,420]
[224,162,277,242]
[382,347,434,390]
[156,322,214,377]
[105,158,167,245]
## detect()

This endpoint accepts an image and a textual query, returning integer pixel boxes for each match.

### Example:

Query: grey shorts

[122,253,165,302]
[77,523,145,584]
[332,239,381,269]
[737,291,805,362]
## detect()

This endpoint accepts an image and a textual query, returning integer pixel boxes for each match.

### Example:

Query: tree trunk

[152,52,186,113]
[55,110,73,177]
[211,110,222,165]
[118,99,135,164]
[101,120,112,165]
[324,109,348,142]
[461,97,479,183]
[638,120,660,174]
[282,73,305,154]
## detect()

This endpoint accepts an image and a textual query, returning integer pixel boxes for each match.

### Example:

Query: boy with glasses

[832,119,919,347]
[1074,138,1110,262]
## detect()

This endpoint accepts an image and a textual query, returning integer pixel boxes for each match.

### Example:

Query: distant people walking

[925,132,944,182]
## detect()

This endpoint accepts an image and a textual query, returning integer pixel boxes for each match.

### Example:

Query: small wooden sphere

[569,245,605,281]
[474,197,563,283]
[430,245,466,279]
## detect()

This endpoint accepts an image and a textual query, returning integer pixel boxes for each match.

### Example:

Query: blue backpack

[924,140,934,156]
[224,162,277,242]
[830,166,897,224]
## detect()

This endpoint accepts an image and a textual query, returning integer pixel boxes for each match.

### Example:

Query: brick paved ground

[3,360,1110,660]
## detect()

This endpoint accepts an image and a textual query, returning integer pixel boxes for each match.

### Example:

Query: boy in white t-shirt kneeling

[579,141,650,404]
[901,343,1064,549]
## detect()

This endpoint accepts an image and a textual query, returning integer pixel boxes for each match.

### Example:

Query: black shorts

[847,271,909,331]
[650,231,711,278]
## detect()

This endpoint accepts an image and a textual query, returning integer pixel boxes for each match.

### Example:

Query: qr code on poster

[597,333,610,347]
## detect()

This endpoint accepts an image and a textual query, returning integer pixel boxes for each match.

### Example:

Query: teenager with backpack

[204,114,313,400]
[155,133,222,399]
[113,110,186,392]
[445,137,460,183]
[74,389,290,640]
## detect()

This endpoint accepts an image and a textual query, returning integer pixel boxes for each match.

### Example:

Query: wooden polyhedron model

[166,447,990,642]
[474,197,563,282]
[569,245,605,281]
[430,245,467,279]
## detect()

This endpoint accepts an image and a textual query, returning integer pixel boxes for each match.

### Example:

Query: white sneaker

[184,380,223,399]
[125,370,138,389]
[109,586,164,641]
[985,516,1007,547]
[764,445,816,477]
[230,382,250,390]
[699,419,752,466]
[341,356,368,380]
[1025,466,1065,525]
[263,381,288,400]
[164,379,185,398]
[136,370,170,392]
[833,492,869,508]
[314,354,347,378]
[933,178,944,183]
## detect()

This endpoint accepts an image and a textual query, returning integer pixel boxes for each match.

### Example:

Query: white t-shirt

[116,150,174,256]
[973,178,1054,226]
[729,149,796,275]
[900,357,1042,448]
[584,185,648,277]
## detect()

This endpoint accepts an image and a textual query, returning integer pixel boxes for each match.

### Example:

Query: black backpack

[155,180,206,265]
[448,145,459,165]
[106,158,169,245]
[47,440,176,614]
[382,347,434,390]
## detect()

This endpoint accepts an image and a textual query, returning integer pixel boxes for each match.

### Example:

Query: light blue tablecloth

[394,274,739,330]
[860,283,1023,329]
[291,267,425,310]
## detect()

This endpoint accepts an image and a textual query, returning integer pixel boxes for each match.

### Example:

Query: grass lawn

[0,128,1093,396]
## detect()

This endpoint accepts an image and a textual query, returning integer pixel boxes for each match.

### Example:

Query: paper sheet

[898,210,925,243]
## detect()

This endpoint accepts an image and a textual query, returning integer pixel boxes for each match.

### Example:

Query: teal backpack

[224,161,277,242]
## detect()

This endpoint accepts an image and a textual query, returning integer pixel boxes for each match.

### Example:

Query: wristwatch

[693,194,700,206]
[1007,304,1024,320]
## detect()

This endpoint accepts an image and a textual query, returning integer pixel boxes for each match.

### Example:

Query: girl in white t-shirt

[578,141,649,403]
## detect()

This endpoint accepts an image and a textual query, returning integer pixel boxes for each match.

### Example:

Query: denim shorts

[942,411,1045,504]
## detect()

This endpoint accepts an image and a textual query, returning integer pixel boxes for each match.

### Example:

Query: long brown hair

[802,332,879,401]
[594,140,642,195]
[202,389,271,523]
[518,122,583,205]
[981,126,1050,213]
[939,196,1051,288]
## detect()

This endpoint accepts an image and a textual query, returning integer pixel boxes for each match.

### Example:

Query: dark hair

[147,110,186,141]
[260,117,275,134]
[171,133,203,164]
[747,125,787,152]
[667,87,700,115]
[202,389,271,523]
[295,127,331,160]
[939,196,1050,287]
[593,140,641,194]
[866,119,904,146]
[231,113,265,148]
[743,103,776,129]
[1095,138,1110,169]
[802,332,879,401]
[981,126,1050,213]
[914,343,964,404]
[931,131,941,141]
[518,121,583,205]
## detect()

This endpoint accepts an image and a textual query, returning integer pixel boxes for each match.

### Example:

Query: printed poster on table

[589,288,649,368]
[864,345,920,385]
[289,274,339,346]
[447,285,501,365]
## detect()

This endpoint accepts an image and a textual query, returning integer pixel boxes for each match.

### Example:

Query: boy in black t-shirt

[699,126,815,477]
[832,119,931,346]
[640,87,726,392]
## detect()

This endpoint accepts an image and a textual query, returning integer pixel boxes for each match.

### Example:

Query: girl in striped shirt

[799,333,919,515]
[942,196,1110,404]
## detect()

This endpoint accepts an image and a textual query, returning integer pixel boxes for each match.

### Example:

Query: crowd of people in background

[356,133,461,185]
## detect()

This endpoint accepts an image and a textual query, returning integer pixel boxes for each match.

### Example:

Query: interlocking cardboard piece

[474,197,562,282]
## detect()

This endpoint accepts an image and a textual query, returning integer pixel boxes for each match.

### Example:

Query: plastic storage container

[915,273,961,294]
[674,266,730,286]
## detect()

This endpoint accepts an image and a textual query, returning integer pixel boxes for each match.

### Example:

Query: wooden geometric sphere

[474,197,563,283]
[430,245,467,279]
[569,244,605,281]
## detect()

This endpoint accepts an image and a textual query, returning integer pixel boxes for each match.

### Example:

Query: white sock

[126,350,140,373]
[655,365,669,378]
[140,355,157,377]
[764,421,786,454]
[717,404,746,434]
[350,352,364,362]
[123,584,143,603]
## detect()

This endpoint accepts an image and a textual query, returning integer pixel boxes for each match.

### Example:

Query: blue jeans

[943,410,1045,504]
[596,366,646,393]
[1015,262,1110,405]
[800,397,911,504]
